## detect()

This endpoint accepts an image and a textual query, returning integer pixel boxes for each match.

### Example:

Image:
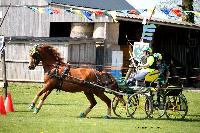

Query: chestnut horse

[28,44,119,118]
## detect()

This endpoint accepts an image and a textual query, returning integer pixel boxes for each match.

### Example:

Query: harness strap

[47,65,70,91]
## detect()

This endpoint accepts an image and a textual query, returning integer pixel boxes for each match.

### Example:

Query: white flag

[0,11,2,18]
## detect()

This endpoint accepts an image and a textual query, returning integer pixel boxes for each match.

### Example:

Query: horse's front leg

[33,89,53,114]
[29,88,47,110]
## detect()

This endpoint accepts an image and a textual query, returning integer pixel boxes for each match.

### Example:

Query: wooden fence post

[1,42,7,100]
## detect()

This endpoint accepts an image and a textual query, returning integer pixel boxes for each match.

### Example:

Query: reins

[66,74,124,96]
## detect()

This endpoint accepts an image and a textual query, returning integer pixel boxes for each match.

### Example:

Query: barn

[0,0,200,87]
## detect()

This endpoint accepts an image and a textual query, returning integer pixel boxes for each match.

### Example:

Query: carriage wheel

[112,96,127,118]
[149,94,166,119]
[127,93,151,119]
[165,94,188,119]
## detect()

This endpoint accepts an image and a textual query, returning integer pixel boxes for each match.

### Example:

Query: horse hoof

[80,112,86,118]
[28,104,35,110]
[33,108,40,114]
[104,115,111,119]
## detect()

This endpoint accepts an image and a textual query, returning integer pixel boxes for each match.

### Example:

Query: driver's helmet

[143,47,152,54]
[153,53,162,60]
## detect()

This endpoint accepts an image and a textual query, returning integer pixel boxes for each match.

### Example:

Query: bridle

[29,44,42,68]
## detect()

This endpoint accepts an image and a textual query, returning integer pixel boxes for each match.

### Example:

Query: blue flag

[81,10,93,21]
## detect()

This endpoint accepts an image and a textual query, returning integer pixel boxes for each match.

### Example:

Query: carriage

[111,69,188,120]
[27,44,188,120]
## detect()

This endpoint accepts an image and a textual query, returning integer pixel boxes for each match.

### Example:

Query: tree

[182,0,194,23]
[158,0,198,23]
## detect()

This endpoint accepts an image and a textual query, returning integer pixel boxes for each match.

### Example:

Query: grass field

[0,83,200,133]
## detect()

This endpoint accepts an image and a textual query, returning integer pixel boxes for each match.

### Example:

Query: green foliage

[0,83,200,133]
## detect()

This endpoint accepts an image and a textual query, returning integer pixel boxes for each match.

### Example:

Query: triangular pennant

[45,7,53,14]
[73,10,84,18]
[81,10,93,21]
[53,8,61,14]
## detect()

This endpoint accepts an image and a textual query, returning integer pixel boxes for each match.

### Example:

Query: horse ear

[33,44,40,49]
[29,44,40,55]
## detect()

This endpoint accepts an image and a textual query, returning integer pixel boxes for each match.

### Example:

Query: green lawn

[0,83,200,133]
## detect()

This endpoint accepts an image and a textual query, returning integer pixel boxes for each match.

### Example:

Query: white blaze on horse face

[28,54,35,70]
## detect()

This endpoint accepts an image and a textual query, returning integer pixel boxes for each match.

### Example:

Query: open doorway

[50,22,71,37]
[118,21,142,68]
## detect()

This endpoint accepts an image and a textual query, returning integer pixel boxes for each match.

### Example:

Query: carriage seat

[144,70,159,87]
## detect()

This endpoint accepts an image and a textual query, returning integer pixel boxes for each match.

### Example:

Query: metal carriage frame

[110,75,188,119]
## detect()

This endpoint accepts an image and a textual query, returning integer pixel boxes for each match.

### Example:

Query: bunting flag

[120,10,129,16]
[171,8,182,17]
[26,6,200,23]
[72,10,84,18]
[108,11,118,22]
[160,8,171,15]
[45,7,53,14]
[93,10,104,15]
[138,9,147,14]
[103,10,112,17]
[38,8,45,13]
[81,10,93,21]
[129,9,139,15]
[29,7,38,12]
[160,8,179,17]
[52,8,61,14]
[64,8,74,13]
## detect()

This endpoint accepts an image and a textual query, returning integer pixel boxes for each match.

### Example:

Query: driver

[127,47,155,86]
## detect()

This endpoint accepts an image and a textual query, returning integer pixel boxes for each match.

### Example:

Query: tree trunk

[182,0,194,23]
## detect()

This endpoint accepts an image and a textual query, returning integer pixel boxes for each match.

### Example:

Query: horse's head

[28,44,42,70]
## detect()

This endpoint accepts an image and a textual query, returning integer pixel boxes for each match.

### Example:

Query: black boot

[126,79,136,86]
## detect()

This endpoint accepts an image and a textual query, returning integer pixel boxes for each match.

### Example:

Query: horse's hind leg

[95,92,112,118]
[80,92,97,118]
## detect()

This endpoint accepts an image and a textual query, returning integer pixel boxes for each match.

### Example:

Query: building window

[50,22,71,37]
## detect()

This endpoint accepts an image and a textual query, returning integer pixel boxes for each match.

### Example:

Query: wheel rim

[151,95,166,119]
[127,93,151,119]
[112,96,127,118]
[165,95,188,119]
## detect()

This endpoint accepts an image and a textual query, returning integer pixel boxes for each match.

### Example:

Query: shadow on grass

[187,114,200,118]
[71,115,200,122]
[71,115,148,120]
[14,102,77,106]
[14,110,32,112]
[147,117,200,122]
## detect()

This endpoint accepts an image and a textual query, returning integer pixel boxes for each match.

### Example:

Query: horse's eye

[32,53,37,59]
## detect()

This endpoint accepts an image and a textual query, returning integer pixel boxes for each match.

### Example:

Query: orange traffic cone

[5,93,14,112]
[0,95,6,116]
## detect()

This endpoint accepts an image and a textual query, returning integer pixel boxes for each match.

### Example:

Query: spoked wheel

[150,94,166,119]
[112,96,127,118]
[165,94,188,119]
[127,93,152,119]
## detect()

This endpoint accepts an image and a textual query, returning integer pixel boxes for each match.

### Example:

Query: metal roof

[47,0,200,30]
[116,14,200,30]
[47,0,135,10]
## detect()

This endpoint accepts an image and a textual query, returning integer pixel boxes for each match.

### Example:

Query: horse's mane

[41,44,64,63]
